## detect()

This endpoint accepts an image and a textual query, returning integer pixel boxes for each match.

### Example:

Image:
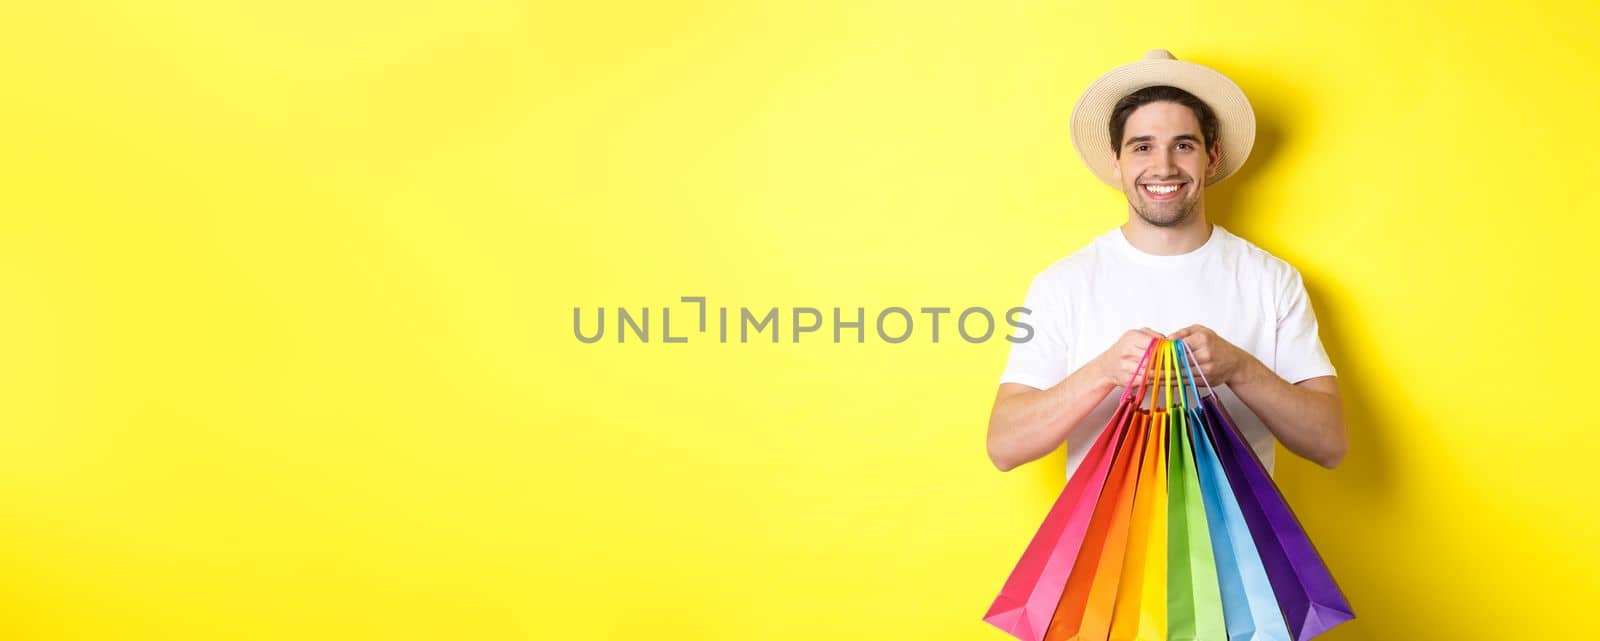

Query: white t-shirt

[999,223,1336,480]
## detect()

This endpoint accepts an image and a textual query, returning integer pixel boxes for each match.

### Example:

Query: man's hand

[1091,328,1166,388]
[1170,323,1347,468]
[1168,324,1263,387]
[988,327,1161,472]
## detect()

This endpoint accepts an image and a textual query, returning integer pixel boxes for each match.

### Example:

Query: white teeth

[1145,184,1180,194]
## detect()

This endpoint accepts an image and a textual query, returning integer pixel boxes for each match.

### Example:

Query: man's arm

[1170,325,1347,469]
[986,374,1115,473]
[1230,369,1347,469]
[986,329,1162,471]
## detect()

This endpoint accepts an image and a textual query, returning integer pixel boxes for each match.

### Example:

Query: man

[986,50,1346,479]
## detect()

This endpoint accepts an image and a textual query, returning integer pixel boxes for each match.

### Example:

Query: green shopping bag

[1164,340,1226,641]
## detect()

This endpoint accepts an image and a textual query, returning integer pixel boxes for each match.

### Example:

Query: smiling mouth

[1141,182,1186,200]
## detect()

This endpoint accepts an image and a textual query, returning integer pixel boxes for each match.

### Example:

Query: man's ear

[1110,149,1122,183]
[1205,140,1222,178]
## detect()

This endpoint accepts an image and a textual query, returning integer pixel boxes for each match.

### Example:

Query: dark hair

[1108,85,1219,156]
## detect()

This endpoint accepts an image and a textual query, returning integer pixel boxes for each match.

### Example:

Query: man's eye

[1135,145,1150,152]
[1177,143,1192,150]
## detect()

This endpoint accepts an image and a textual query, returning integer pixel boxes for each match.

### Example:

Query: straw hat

[1069,49,1256,188]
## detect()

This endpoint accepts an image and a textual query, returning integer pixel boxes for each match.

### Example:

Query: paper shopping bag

[1106,362,1168,641]
[984,340,1162,641]
[1167,342,1227,641]
[1178,342,1291,641]
[1184,342,1355,640]
[1042,410,1150,641]
[984,402,1136,640]
[1189,401,1292,641]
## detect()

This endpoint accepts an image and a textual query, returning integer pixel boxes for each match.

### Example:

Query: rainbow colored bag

[984,339,1355,641]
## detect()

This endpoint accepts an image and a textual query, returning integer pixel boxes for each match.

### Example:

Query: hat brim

[1070,58,1256,188]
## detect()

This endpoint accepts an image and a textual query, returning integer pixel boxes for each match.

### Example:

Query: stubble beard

[1127,189,1200,228]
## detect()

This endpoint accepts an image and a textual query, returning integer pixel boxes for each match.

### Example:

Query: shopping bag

[1166,340,1227,641]
[1178,341,1290,641]
[1107,337,1171,636]
[1042,406,1149,641]
[984,339,1161,640]
[1181,340,1356,640]
[1044,340,1167,641]
[1107,343,1170,641]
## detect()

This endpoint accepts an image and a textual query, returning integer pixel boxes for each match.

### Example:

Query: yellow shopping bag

[1107,340,1170,641]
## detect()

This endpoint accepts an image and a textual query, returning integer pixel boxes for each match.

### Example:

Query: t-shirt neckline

[1105,223,1226,267]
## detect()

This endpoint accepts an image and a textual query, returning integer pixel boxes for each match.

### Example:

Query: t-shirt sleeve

[998,271,1072,390]
[1274,266,1338,384]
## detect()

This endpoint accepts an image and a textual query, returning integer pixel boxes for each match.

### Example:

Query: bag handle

[1164,339,1183,414]
[1146,338,1175,413]
[1174,339,1198,408]
[1119,337,1162,406]
[1177,338,1218,402]
[1146,338,1170,412]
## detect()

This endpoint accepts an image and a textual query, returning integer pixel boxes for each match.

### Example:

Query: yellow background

[1,1,1596,639]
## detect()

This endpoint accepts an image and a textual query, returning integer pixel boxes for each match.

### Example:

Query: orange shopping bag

[985,339,1162,641]
[1107,342,1172,641]
[1042,344,1166,641]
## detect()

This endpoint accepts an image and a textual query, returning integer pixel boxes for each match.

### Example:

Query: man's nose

[1153,149,1179,176]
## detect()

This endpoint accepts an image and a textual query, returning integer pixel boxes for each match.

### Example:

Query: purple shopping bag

[1181,341,1355,640]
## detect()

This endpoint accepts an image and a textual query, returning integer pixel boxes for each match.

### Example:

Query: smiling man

[985,50,1347,480]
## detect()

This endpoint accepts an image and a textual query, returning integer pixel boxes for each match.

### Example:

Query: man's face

[1110,101,1222,228]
